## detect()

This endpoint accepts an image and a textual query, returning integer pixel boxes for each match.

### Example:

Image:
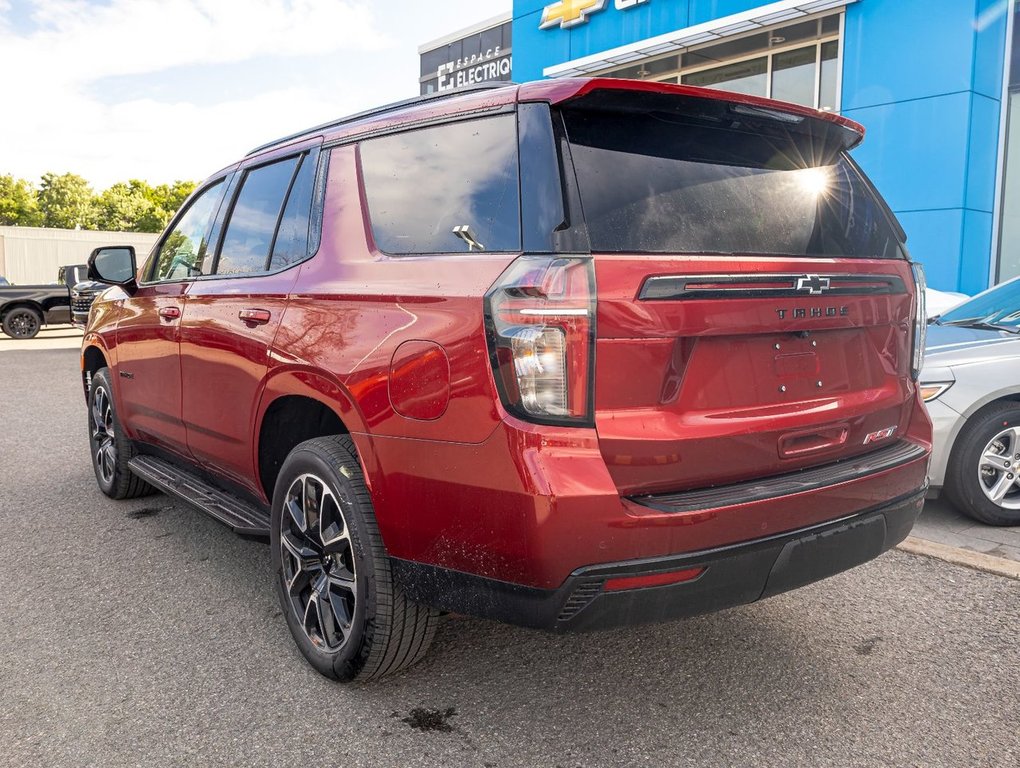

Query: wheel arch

[945,394,1020,478]
[254,368,371,503]
[1,301,45,322]
[81,343,110,401]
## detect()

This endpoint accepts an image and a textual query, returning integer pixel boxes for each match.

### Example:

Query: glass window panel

[683,33,768,68]
[152,181,224,282]
[270,154,317,270]
[682,57,767,97]
[480,25,502,53]
[770,19,818,47]
[420,48,447,77]
[461,33,481,60]
[361,115,521,254]
[997,92,1020,281]
[821,14,840,34]
[819,40,839,111]
[563,106,903,259]
[771,45,818,107]
[216,158,298,276]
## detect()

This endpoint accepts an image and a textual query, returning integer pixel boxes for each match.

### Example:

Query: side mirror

[88,246,137,286]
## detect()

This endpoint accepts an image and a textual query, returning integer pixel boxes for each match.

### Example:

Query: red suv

[82,78,932,682]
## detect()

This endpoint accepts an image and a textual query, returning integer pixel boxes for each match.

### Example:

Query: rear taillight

[484,256,595,426]
[911,263,927,380]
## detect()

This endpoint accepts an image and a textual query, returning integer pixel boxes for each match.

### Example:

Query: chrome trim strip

[638,272,907,301]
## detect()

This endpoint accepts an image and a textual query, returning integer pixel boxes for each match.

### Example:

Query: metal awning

[543,0,856,78]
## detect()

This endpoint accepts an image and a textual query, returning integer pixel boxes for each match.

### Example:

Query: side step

[128,455,270,537]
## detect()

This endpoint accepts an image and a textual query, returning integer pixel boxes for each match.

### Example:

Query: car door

[114,178,229,454]
[179,147,320,490]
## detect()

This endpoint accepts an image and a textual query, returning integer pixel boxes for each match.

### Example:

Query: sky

[0,0,510,190]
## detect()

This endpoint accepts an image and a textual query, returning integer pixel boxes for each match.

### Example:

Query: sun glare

[797,166,832,196]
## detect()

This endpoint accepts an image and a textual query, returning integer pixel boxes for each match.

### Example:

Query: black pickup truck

[0,264,86,339]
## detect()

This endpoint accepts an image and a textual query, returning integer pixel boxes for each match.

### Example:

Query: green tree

[96,180,155,232]
[0,175,43,226]
[135,180,197,233]
[37,172,97,230]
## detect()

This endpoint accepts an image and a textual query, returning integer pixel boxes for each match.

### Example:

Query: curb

[897,536,1020,580]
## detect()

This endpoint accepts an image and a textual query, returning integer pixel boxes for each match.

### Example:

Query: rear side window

[216,157,299,276]
[562,102,904,259]
[270,153,317,270]
[360,115,521,254]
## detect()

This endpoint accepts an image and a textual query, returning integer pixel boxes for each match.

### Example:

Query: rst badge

[864,426,898,444]
[540,0,648,30]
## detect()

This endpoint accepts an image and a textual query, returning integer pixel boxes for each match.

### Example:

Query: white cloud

[0,0,511,189]
[4,0,388,82]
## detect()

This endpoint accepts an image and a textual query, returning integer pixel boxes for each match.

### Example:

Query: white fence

[0,227,158,285]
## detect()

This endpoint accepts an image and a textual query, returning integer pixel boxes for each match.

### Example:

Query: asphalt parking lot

[1,336,1018,767]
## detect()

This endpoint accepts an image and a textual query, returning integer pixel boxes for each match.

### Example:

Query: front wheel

[3,307,43,339]
[945,401,1020,525]
[87,368,154,499]
[270,435,440,682]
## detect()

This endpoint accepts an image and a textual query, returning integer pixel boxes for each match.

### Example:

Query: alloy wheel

[280,473,357,652]
[977,426,1020,510]
[90,385,116,485]
[8,312,39,338]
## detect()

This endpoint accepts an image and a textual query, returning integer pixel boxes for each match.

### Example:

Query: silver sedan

[921,276,1020,526]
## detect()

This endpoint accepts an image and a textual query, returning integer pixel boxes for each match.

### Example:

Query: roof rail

[245,81,518,157]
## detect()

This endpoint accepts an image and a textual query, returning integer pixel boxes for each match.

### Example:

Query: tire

[87,368,155,500]
[2,307,43,339]
[270,435,440,682]
[945,401,1020,525]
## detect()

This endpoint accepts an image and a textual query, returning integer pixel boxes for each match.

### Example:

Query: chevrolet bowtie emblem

[795,274,832,294]
[540,0,607,29]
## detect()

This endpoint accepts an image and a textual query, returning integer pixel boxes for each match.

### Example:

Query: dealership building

[424,0,1019,294]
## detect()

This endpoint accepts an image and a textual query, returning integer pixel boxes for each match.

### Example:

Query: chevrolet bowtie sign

[540,0,648,30]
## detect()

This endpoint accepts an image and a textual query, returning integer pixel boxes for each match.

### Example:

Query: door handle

[238,308,272,325]
[157,306,181,320]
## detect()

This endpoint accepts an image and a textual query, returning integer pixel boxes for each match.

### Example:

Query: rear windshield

[562,104,904,259]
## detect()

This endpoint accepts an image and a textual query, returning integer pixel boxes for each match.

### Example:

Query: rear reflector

[603,567,705,592]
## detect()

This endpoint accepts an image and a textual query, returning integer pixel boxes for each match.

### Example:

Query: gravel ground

[1,348,1018,768]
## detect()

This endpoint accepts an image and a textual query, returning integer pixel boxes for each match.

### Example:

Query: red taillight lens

[485,256,595,426]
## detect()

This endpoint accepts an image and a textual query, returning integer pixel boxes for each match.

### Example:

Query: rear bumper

[392,487,926,631]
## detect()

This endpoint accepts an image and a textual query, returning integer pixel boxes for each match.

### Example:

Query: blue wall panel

[841,0,977,110]
[966,93,1003,214]
[566,1,689,56]
[845,92,971,213]
[687,0,765,25]
[513,8,569,81]
[960,210,994,294]
[896,210,964,291]
[973,0,1010,100]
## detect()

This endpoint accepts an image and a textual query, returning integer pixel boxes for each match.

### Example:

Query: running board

[128,455,270,537]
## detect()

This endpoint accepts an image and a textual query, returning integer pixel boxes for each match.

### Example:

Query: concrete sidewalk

[0,324,82,352]
[912,496,1020,564]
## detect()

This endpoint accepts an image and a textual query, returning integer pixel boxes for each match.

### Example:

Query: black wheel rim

[8,312,39,338]
[90,385,116,484]
[280,473,357,652]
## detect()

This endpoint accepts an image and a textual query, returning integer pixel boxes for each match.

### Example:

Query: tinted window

[216,157,298,276]
[360,116,521,254]
[563,105,904,259]
[270,153,317,269]
[151,181,224,281]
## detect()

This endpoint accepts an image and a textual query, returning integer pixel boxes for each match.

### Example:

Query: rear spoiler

[519,77,865,150]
